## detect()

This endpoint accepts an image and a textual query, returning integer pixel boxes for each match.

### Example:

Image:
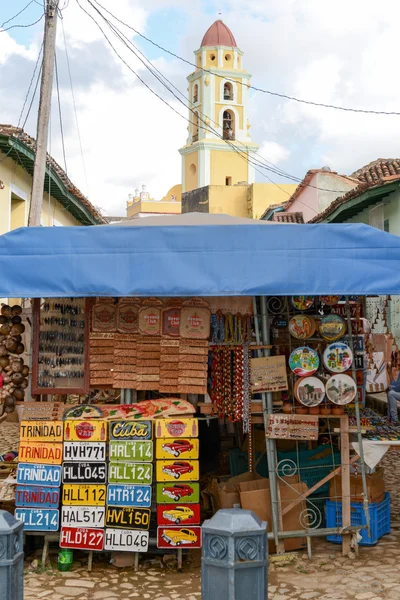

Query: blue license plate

[15,485,60,508]
[15,508,59,531]
[17,463,62,487]
[107,485,151,507]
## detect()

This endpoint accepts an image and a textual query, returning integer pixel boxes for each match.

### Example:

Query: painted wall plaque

[156,460,199,482]
[318,314,346,342]
[294,377,325,406]
[266,414,319,440]
[320,296,340,306]
[62,462,107,485]
[155,419,198,439]
[117,303,139,334]
[162,307,181,337]
[108,462,153,485]
[109,441,153,462]
[289,347,319,377]
[60,527,104,551]
[64,420,107,442]
[180,306,211,339]
[105,507,151,530]
[325,374,357,405]
[19,442,63,465]
[109,420,152,441]
[323,342,353,373]
[250,356,289,392]
[61,506,105,528]
[62,484,107,506]
[15,486,60,508]
[157,503,201,526]
[107,484,151,508]
[156,438,199,460]
[104,529,149,552]
[20,421,63,443]
[63,442,106,462]
[157,525,202,549]
[92,303,117,333]
[17,463,61,487]
[289,315,316,340]
[156,482,200,504]
[139,306,161,336]
[291,296,314,311]
[15,508,59,532]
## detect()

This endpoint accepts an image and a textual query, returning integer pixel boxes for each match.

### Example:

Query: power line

[0,12,44,33]
[91,0,400,119]
[54,51,68,174]
[1,0,36,29]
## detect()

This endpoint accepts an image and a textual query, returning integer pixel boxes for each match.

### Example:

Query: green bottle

[58,549,73,572]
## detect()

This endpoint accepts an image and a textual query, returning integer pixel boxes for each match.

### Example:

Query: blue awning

[0,213,399,298]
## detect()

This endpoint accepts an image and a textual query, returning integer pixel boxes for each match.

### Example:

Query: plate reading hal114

[104,528,149,552]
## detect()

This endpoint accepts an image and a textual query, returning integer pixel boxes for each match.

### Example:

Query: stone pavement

[24,449,400,599]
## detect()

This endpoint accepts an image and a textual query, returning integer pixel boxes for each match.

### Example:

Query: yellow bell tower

[179,20,259,193]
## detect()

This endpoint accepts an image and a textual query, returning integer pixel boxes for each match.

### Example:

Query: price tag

[17,463,61,487]
[109,441,153,462]
[15,485,60,508]
[156,460,199,482]
[109,420,152,441]
[62,462,107,484]
[61,506,105,528]
[63,442,106,462]
[108,462,153,485]
[62,484,106,506]
[107,484,151,508]
[156,482,200,504]
[15,508,59,532]
[105,507,151,530]
[60,527,104,551]
[157,526,202,549]
[156,438,199,460]
[20,421,63,443]
[104,528,149,552]
[19,442,63,465]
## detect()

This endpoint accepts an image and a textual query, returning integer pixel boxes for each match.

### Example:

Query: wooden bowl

[319,406,332,415]
[308,406,320,415]
[282,403,293,414]
[295,406,309,415]
[331,406,345,415]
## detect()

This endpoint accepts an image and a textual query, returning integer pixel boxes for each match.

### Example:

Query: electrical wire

[91,0,400,118]
[0,12,44,33]
[54,51,68,174]
[1,0,36,29]
[18,42,44,128]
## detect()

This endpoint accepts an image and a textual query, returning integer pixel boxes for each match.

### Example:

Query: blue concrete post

[0,510,24,600]
[202,509,268,600]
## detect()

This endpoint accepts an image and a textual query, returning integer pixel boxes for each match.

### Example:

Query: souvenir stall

[1,214,400,565]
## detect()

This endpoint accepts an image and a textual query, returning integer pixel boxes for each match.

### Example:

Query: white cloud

[257,141,289,165]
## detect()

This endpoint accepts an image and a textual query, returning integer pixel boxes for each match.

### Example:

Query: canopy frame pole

[346,297,371,535]
[253,296,283,551]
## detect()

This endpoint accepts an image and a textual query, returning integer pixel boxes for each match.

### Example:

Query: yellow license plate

[19,442,63,465]
[156,460,199,482]
[20,421,63,443]
[62,484,107,506]
[156,438,199,460]
[154,419,198,439]
[64,420,108,442]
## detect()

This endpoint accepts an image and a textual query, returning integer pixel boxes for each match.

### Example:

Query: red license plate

[60,527,104,551]
[157,525,202,549]
[157,504,200,526]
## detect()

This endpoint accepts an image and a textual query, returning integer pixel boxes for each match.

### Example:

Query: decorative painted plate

[289,347,319,377]
[323,342,353,373]
[294,377,325,407]
[289,315,316,340]
[318,314,346,342]
[320,296,340,306]
[291,296,314,311]
[326,374,357,405]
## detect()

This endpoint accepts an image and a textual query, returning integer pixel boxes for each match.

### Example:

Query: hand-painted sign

[20,421,63,443]
[109,420,152,441]
[156,482,200,504]
[108,462,153,485]
[62,484,106,506]
[15,485,60,508]
[61,506,105,528]
[105,507,151,530]
[107,484,151,508]
[19,442,63,465]
[15,508,59,532]
[17,463,62,487]
[104,528,149,552]
[109,441,153,462]
[60,527,105,551]
[62,462,107,485]
[156,460,199,482]
[157,526,202,548]
[63,442,106,462]
[157,504,200,526]
[155,419,198,439]
[156,438,199,460]
[64,420,107,442]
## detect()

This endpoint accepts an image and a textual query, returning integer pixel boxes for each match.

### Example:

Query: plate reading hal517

[61,506,105,528]
[62,462,107,484]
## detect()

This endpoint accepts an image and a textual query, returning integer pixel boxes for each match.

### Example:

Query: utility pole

[28,0,59,227]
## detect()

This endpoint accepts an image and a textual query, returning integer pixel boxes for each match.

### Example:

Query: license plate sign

[156,438,199,460]
[107,484,151,507]
[108,462,153,484]
[61,506,105,528]
[155,419,198,438]
[105,507,150,530]
[17,463,61,487]
[64,420,107,442]
[109,441,153,462]
[63,442,106,462]
[20,421,63,442]
[157,526,202,549]
[62,484,106,506]
[62,462,107,484]
[15,508,59,532]
[19,442,63,465]
[60,527,104,551]
[110,420,152,441]
[15,485,60,508]
[156,460,199,482]
[156,482,200,504]
[104,528,149,552]
[157,503,200,526]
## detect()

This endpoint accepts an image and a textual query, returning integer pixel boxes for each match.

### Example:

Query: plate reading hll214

[15,508,59,532]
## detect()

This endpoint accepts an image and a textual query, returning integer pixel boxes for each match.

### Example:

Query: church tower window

[193,112,199,142]
[223,110,235,140]
[193,84,199,103]
[224,82,233,101]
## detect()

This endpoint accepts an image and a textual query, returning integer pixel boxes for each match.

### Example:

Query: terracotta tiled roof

[272,211,304,223]
[284,168,357,212]
[201,20,237,47]
[0,124,105,224]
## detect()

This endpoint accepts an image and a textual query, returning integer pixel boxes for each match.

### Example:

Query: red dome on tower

[201,20,237,48]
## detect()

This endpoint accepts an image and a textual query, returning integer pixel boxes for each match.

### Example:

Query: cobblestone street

[24,451,400,599]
